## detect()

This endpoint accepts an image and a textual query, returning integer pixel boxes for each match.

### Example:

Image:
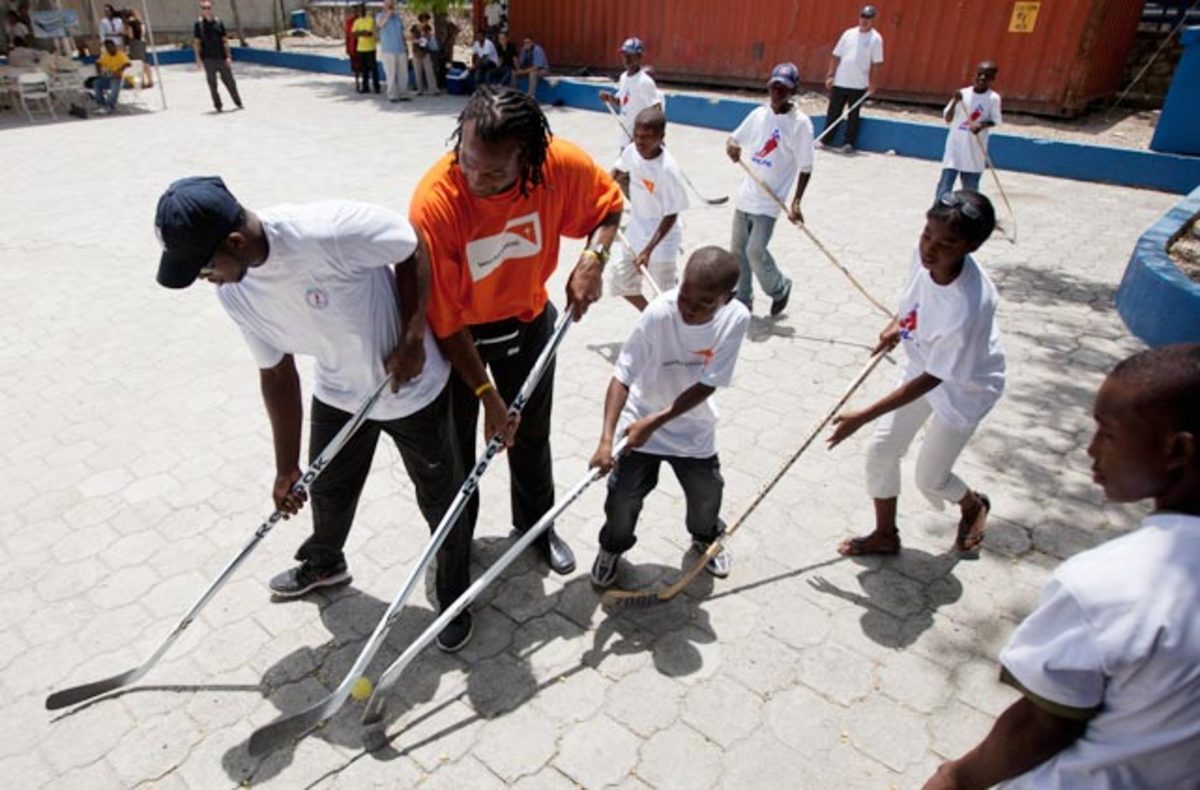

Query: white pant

[864,395,975,510]
[413,52,438,94]
[379,50,410,99]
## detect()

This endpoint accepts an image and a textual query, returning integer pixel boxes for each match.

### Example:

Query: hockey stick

[361,437,629,725]
[736,159,892,318]
[247,309,572,757]
[951,91,1017,245]
[45,375,394,711]
[603,348,887,609]
[603,100,729,206]
[813,91,870,147]
[615,228,665,298]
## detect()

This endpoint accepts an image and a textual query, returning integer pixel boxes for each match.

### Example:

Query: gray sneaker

[693,541,733,578]
[269,560,352,598]
[590,549,621,587]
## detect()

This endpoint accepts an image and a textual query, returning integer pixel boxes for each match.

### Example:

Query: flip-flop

[837,531,901,557]
[956,493,991,554]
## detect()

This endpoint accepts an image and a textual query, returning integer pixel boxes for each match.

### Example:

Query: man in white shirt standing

[153,176,476,653]
[483,0,504,37]
[470,29,500,86]
[936,61,1002,203]
[823,4,884,153]
[725,62,814,317]
[599,37,663,155]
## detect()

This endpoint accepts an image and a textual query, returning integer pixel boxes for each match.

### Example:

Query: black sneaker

[268,560,351,598]
[435,610,473,653]
[590,549,621,588]
[770,283,791,317]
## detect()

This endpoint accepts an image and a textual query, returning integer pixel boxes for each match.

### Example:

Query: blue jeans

[731,209,791,308]
[935,169,982,203]
[599,450,725,553]
[93,73,122,109]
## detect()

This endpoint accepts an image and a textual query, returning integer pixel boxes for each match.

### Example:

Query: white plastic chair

[17,71,56,121]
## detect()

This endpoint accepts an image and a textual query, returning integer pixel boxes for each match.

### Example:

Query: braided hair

[452,85,553,198]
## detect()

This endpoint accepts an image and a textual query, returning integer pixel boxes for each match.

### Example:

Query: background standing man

[193,0,243,112]
[409,86,623,577]
[375,0,411,102]
[352,3,380,95]
[823,4,884,153]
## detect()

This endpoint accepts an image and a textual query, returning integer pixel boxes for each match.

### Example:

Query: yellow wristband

[474,380,495,399]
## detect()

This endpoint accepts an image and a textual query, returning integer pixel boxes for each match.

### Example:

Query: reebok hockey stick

[603,348,887,609]
[361,437,629,725]
[247,310,572,756]
[45,375,393,710]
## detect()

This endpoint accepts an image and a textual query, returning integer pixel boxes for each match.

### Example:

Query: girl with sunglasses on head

[827,190,1005,557]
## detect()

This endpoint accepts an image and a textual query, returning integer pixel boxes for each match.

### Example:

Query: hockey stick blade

[603,100,728,206]
[46,668,143,710]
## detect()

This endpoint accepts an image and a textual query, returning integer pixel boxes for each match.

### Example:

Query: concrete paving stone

[554,714,641,788]
[85,562,160,610]
[605,669,686,738]
[530,665,611,726]
[681,679,763,749]
[796,640,878,707]
[763,684,846,759]
[877,649,956,715]
[509,767,579,790]
[720,633,801,698]
[419,755,504,789]
[48,521,117,566]
[651,624,722,685]
[472,704,561,782]
[60,493,125,533]
[762,594,835,651]
[952,656,1021,718]
[637,724,723,790]
[324,750,426,789]
[717,731,808,788]
[490,570,561,625]
[0,695,54,761]
[385,698,484,774]
[106,708,197,787]
[41,699,137,774]
[464,652,541,719]
[927,698,998,762]
[191,616,273,678]
[512,611,588,678]
[844,695,931,773]
[0,750,50,790]
[52,757,124,790]
[35,558,107,603]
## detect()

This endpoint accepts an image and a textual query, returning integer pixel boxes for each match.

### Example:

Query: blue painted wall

[1116,185,1200,346]
[1151,27,1200,156]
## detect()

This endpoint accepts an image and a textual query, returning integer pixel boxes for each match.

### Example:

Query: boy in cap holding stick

[600,37,663,155]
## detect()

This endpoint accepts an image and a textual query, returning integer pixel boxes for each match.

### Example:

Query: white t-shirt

[615,68,662,149]
[998,513,1200,789]
[484,1,503,27]
[614,143,689,260]
[832,27,884,90]
[471,38,499,66]
[216,201,450,422]
[896,249,1005,430]
[942,88,1003,173]
[614,291,750,458]
[731,104,814,218]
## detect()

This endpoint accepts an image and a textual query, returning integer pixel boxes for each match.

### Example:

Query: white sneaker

[693,540,732,578]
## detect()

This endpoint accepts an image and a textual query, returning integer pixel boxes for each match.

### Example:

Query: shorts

[609,247,678,298]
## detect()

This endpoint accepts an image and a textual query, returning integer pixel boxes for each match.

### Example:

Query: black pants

[297,384,470,611]
[599,451,725,553]
[202,58,242,110]
[448,304,557,546]
[358,50,380,93]
[825,85,867,147]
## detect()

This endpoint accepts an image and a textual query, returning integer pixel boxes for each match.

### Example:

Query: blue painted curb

[1116,186,1200,346]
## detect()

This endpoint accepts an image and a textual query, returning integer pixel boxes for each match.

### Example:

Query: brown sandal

[955,493,990,554]
[837,530,901,557]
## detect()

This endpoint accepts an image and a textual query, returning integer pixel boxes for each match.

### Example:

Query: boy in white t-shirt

[610,106,689,311]
[725,62,814,317]
[828,190,1004,557]
[937,62,1002,204]
[589,247,750,586]
[599,37,663,155]
[153,176,476,653]
[925,343,1200,790]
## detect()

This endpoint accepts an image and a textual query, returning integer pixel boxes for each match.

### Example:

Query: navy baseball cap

[154,176,242,289]
[768,62,799,89]
[860,5,878,18]
[619,37,644,55]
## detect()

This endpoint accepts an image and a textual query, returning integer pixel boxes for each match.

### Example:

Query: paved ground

[0,65,1175,789]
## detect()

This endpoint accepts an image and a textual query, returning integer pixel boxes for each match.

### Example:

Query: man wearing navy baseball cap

[599,35,663,155]
[823,4,885,152]
[724,62,815,317]
[153,176,478,652]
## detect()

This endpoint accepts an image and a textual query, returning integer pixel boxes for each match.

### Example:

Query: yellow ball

[350,676,373,701]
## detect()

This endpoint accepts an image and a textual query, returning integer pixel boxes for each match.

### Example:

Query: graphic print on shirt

[641,178,656,194]
[691,347,716,368]
[752,129,781,167]
[306,287,330,310]
[958,101,983,131]
[464,212,544,283]
[898,305,919,340]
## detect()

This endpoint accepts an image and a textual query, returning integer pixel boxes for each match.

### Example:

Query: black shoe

[539,528,576,575]
[770,284,791,317]
[435,610,473,652]
[268,560,351,598]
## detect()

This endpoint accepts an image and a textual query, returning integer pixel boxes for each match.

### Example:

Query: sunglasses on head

[939,192,982,220]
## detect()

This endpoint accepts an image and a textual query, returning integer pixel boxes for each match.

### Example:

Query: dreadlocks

[452,85,553,198]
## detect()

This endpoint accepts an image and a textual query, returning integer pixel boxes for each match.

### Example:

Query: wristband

[474,380,495,399]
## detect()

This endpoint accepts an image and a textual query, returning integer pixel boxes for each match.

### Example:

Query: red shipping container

[490,0,1144,116]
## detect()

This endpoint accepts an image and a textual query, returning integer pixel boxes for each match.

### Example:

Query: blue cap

[154,176,242,289]
[619,37,644,55]
[768,62,799,89]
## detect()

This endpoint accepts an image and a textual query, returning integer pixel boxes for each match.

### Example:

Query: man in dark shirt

[495,31,519,87]
[193,0,243,112]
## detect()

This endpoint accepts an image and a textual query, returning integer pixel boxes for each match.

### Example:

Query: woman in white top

[828,190,1005,556]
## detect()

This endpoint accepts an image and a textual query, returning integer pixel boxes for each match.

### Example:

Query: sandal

[955,493,990,554]
[837,530,901,557]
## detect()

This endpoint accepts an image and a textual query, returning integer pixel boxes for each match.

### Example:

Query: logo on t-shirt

[958,103,983,131]
[898,306,918,339]
[691,347,716,368]
[464,212,543,283]
[641,178,656,194]
[306,287,330,310]
[752,130,781,167]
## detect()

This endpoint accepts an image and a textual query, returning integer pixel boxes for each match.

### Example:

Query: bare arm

[638,214,678,262]
[565,209,621,319]
[611,168,631,200]
[437,329,517,448]
[384,236,431,390]
[924,697,1086,790]
[789,171,812,223]
[259,355,306,515]
[590,377,631,472]
[825,55,840,90]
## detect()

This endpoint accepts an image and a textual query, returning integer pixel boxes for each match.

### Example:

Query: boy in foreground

[589,247,750,585]
[925,343,1200,788]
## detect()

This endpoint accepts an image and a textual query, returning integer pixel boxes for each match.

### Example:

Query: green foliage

[407,0,466,14]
